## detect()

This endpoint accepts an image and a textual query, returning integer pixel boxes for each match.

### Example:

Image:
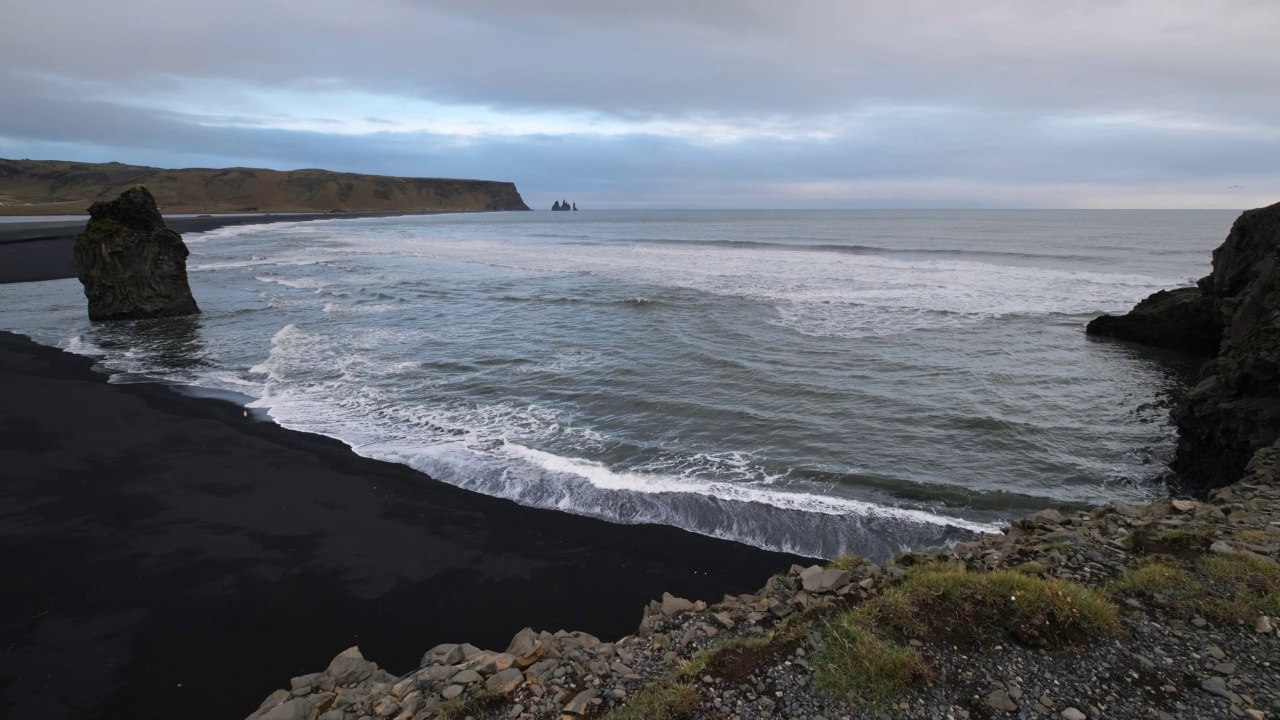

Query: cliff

[1087,200,1280,495]
[0,159,531,215]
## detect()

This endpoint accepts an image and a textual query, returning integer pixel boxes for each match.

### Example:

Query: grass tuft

[828,554,870,572]
[437,692,505,720]
[816,618,928,704]
[816,563,1118,706]
[1111,554,1280,622]
[607,681,701,720]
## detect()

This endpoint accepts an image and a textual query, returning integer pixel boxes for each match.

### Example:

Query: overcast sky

[2,0,1278,208]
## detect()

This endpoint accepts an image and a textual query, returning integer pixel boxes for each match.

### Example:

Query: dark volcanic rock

[73,185,200,321]
[1170,200,1280,494]
[1085,286,1221,355]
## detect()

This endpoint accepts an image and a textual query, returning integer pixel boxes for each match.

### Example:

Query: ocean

[0,209,1227,560]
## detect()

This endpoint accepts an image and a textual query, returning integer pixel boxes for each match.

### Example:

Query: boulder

[1086,287,1220,356]
[799,565,852,593]
[660,592,695,616]
[72,185,200,321]
[323,647,377,687]
[485,668,525,695]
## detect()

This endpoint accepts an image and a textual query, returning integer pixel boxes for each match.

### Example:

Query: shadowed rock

[73,185,200,321]
[1086,286,1221,356]
[1169,201,1280,494]
[1084,200,1280,496]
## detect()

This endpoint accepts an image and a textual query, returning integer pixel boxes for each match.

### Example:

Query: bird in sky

[1229,185,1244,189]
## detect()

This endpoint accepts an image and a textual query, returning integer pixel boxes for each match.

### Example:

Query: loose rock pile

[248,458,1279,720]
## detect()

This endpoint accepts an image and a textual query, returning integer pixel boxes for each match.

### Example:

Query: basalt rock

[1085,286,1221,356]
[73,185,200,321]
[1169,201,1280,494]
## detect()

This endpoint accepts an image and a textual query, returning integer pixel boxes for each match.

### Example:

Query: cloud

[1,0,1278,206]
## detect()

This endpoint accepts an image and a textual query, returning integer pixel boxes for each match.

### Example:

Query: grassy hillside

[0,159,530,215]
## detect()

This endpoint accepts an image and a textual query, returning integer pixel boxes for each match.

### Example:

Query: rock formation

[73,185,200,321]
[551,199,574,211]
[1087,200,1280,495]
[1086,287,1221,355]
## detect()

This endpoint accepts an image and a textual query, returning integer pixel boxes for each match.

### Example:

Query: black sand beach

[0,212,430,284]
[0,331,806,720]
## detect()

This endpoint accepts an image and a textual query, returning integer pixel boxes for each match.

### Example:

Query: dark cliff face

[1085,287,1221,356]
[1171,201,1280,493]
[1089,200,1280,495]
[73,185,201,322]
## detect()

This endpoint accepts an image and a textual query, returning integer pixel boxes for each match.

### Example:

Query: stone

[799,566,852,593]
[253,689,291,716]
[422,643,464,667]
[486,668,525,695]
[290,673,321,693]
[1256,615,1274,633]
[1207,645,1226,660]
[477,653,517,676]
[452,670,483,685]
[441,685,464,700]
[1024,508,1065,527]
[1201,676,1236,701]
[1086,286,1220,356]
[562,688,599,716]
[73,185,200,321]
[1210,540,1236,555]
[325,647,378,686]
[1172,499,1199,512]
[259,697,316,720]
[1213,662,1237,675]
[1061,709,1087,720]
[507,628,538,657]
[661,592,695,616]
[984,689,1018,712]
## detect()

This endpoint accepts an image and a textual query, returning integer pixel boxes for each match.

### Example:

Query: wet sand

[0,331,807,720]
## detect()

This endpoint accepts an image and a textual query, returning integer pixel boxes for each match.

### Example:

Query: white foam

[504,442,999,534]
[321,234,1182,338]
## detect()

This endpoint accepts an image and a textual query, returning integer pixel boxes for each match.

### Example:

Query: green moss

[1014,561,1046,575]
[1111,554,1280,622]
[437,692,504,720]
[816,563,1118,706]
[855,563,1120,646]
[1232,530,1273,544]
[606,682,700,720]
[815,619,928,704]
[1126,525,1214,557]
[828,554,869,572]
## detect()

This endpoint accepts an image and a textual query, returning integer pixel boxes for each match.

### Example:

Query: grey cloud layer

[1,0,1278,206]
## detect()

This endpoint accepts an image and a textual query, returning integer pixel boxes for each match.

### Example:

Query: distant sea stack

[0,158,531,215]
[73,185,200,321]
[551,200,578,211]
[1086,200,1280,495]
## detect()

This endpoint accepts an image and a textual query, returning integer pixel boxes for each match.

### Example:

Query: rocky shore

[247,469,1279,720]
[249,204,1280,720]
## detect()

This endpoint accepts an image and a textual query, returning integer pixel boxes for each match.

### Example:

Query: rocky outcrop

[1169,201,1280,494]
[1085,286,1221,355]
[1086,200,1280,496]
[73,185,200,321]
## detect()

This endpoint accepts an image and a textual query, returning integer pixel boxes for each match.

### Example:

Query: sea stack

[73,185,200,321]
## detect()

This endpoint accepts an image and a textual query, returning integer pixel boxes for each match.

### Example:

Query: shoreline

[0,210,478,284]
[0,331,808,720]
